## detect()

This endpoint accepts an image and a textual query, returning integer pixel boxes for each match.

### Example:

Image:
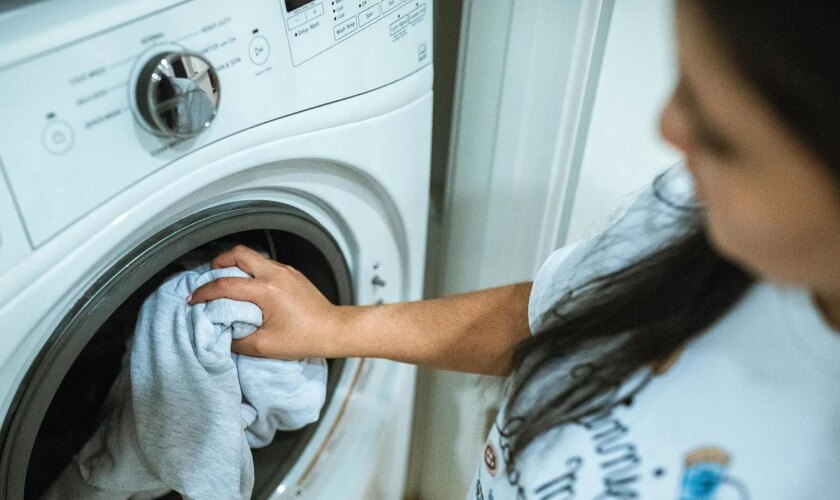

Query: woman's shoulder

[527,240,588,333]
[528,165,698,334]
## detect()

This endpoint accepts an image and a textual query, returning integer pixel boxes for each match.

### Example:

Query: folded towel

[43,266,327,500]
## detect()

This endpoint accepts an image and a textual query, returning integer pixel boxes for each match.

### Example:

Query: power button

[41,120,74,155]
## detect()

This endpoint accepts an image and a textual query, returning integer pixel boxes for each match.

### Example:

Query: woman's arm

[334,282,532,375]
[189,245,532,376]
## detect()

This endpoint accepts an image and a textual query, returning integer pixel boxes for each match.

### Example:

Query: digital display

[285,0,315,12]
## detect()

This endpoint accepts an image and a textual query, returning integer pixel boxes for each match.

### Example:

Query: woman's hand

[189,245,344,359]
[189,245,532,375]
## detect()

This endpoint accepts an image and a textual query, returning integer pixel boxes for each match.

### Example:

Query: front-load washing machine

[0,0,432,498]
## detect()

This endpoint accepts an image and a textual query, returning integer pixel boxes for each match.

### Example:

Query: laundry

[43,266,328,500]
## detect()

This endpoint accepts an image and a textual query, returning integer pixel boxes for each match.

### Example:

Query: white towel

[43,266,327,500]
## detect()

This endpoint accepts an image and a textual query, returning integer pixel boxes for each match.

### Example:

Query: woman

[190,0,840,497]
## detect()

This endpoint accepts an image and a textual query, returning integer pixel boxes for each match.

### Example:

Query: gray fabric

[169,76,216,133]
[43,266,327,500]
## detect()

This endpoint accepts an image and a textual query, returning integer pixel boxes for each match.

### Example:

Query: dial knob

[136,51,220,138]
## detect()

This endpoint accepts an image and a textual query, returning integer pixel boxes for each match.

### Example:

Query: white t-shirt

[467,240,840,500]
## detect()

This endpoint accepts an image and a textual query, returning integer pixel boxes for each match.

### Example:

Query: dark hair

[505,0,840,466]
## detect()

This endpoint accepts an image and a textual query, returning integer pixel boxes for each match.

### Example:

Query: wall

[561,0,681,245]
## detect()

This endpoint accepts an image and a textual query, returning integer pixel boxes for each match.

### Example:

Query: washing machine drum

[0,202,354,499]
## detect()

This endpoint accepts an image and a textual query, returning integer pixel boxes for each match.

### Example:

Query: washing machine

[0,0,432,497]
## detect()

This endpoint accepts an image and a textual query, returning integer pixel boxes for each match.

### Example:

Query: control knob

[135,51,220,138]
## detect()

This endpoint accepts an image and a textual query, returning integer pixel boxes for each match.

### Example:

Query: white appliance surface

[0,0,432,498]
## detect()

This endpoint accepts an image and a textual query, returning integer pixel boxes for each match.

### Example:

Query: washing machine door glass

[0,201,354,499]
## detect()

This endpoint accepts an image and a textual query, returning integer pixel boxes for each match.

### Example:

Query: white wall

[562,0,680,244]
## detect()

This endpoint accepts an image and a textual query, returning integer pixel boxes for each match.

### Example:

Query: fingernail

[187,293,193,303]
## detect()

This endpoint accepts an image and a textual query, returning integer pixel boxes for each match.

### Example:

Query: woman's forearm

[330,283,533,376]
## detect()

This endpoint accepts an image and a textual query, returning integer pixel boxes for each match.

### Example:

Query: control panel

[283,0,428,65]
[0,0,431,248]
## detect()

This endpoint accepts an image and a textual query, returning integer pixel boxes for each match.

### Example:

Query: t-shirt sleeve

[527,165,696,335]
[526,233,664,335]
[527,240,589,334]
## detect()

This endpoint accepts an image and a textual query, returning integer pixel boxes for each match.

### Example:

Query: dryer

[0,0,432,498]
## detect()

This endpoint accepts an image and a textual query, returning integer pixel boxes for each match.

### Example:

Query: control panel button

[287,12,307,30]
[41,120,74,155]
[306,3,324,21]
[389,15,409,35]
[381,0,399,13]
[409,2,426,23]
[333,16,358,39]
[248,35,271,65]
[359,4,380,27]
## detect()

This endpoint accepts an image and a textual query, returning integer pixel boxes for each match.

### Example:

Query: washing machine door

[0,201,356,499]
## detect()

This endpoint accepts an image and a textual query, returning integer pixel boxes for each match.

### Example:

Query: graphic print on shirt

[487,354,738,500]
[475,476,496,500]
[494,415,584,500]
[483,357,758,500]
[678,447,751,500]
[484,442,499,477]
